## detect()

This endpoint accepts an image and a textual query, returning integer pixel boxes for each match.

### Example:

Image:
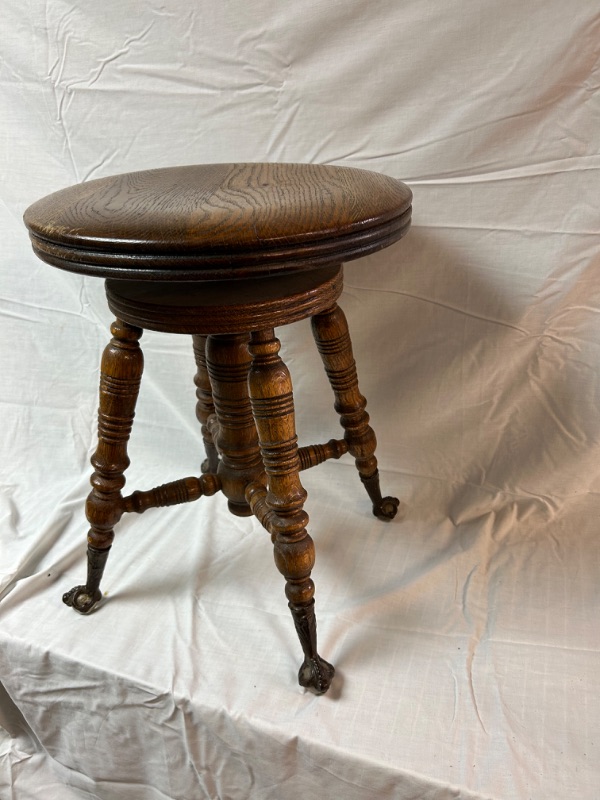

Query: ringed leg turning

[311,304,399,520]
[192,334,220,474]
[247,329,334,693]
[63,320,144,613]
[206,333,264,516]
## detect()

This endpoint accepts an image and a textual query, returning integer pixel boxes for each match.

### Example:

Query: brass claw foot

[63,585,102,614]
[298,655,335,694]
[373,495,400,520]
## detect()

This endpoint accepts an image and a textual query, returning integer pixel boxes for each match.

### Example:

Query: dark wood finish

[25,162,412,693]
[105,265,343,334]
[192,335,219,474]
[311,304,399,519]
[63,320,143,613]
[206,334,265,516]
[246,329,334,694]
[24,163,411,280]
[298,438,348,471]
[123,473,221,514]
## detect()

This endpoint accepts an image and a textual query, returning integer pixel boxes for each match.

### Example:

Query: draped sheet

[1,2,599,798]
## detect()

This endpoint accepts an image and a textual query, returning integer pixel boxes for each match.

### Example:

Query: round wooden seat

[24,163,412,280]
[23,162,412,696]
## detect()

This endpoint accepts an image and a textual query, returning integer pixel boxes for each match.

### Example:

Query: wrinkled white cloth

[1,2,599,798]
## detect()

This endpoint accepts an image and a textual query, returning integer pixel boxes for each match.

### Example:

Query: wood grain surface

[24,163,412,280]
[105,265,343,334]
[37,162,411,689]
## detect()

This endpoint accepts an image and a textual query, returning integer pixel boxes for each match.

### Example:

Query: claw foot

[298,655,335,694]
[373,495,400,520]
[62,585,102,614]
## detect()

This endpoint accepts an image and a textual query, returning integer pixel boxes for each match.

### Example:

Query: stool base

[63,280,399,693]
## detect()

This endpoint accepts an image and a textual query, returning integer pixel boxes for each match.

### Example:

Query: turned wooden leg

[247,329,334,694]
[206,333,265,516]
[63,320,143,613]
[192,334,219,474]
[311,304,399,520]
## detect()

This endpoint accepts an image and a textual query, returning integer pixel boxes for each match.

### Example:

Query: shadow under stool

[24,162,412,694]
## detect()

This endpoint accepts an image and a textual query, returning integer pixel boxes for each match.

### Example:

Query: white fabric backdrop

[1,2,599,798]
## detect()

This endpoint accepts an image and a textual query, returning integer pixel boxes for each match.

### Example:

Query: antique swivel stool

[24,163,412,694]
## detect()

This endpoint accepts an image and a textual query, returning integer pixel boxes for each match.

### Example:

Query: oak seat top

[24,163,412,281]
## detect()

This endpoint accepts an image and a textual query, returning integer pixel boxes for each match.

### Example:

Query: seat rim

[105,264,345,333]
[24,162,412,281]
[27,206,411,281]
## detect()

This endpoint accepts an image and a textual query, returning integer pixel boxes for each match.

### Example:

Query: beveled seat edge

[27,207,411,281]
